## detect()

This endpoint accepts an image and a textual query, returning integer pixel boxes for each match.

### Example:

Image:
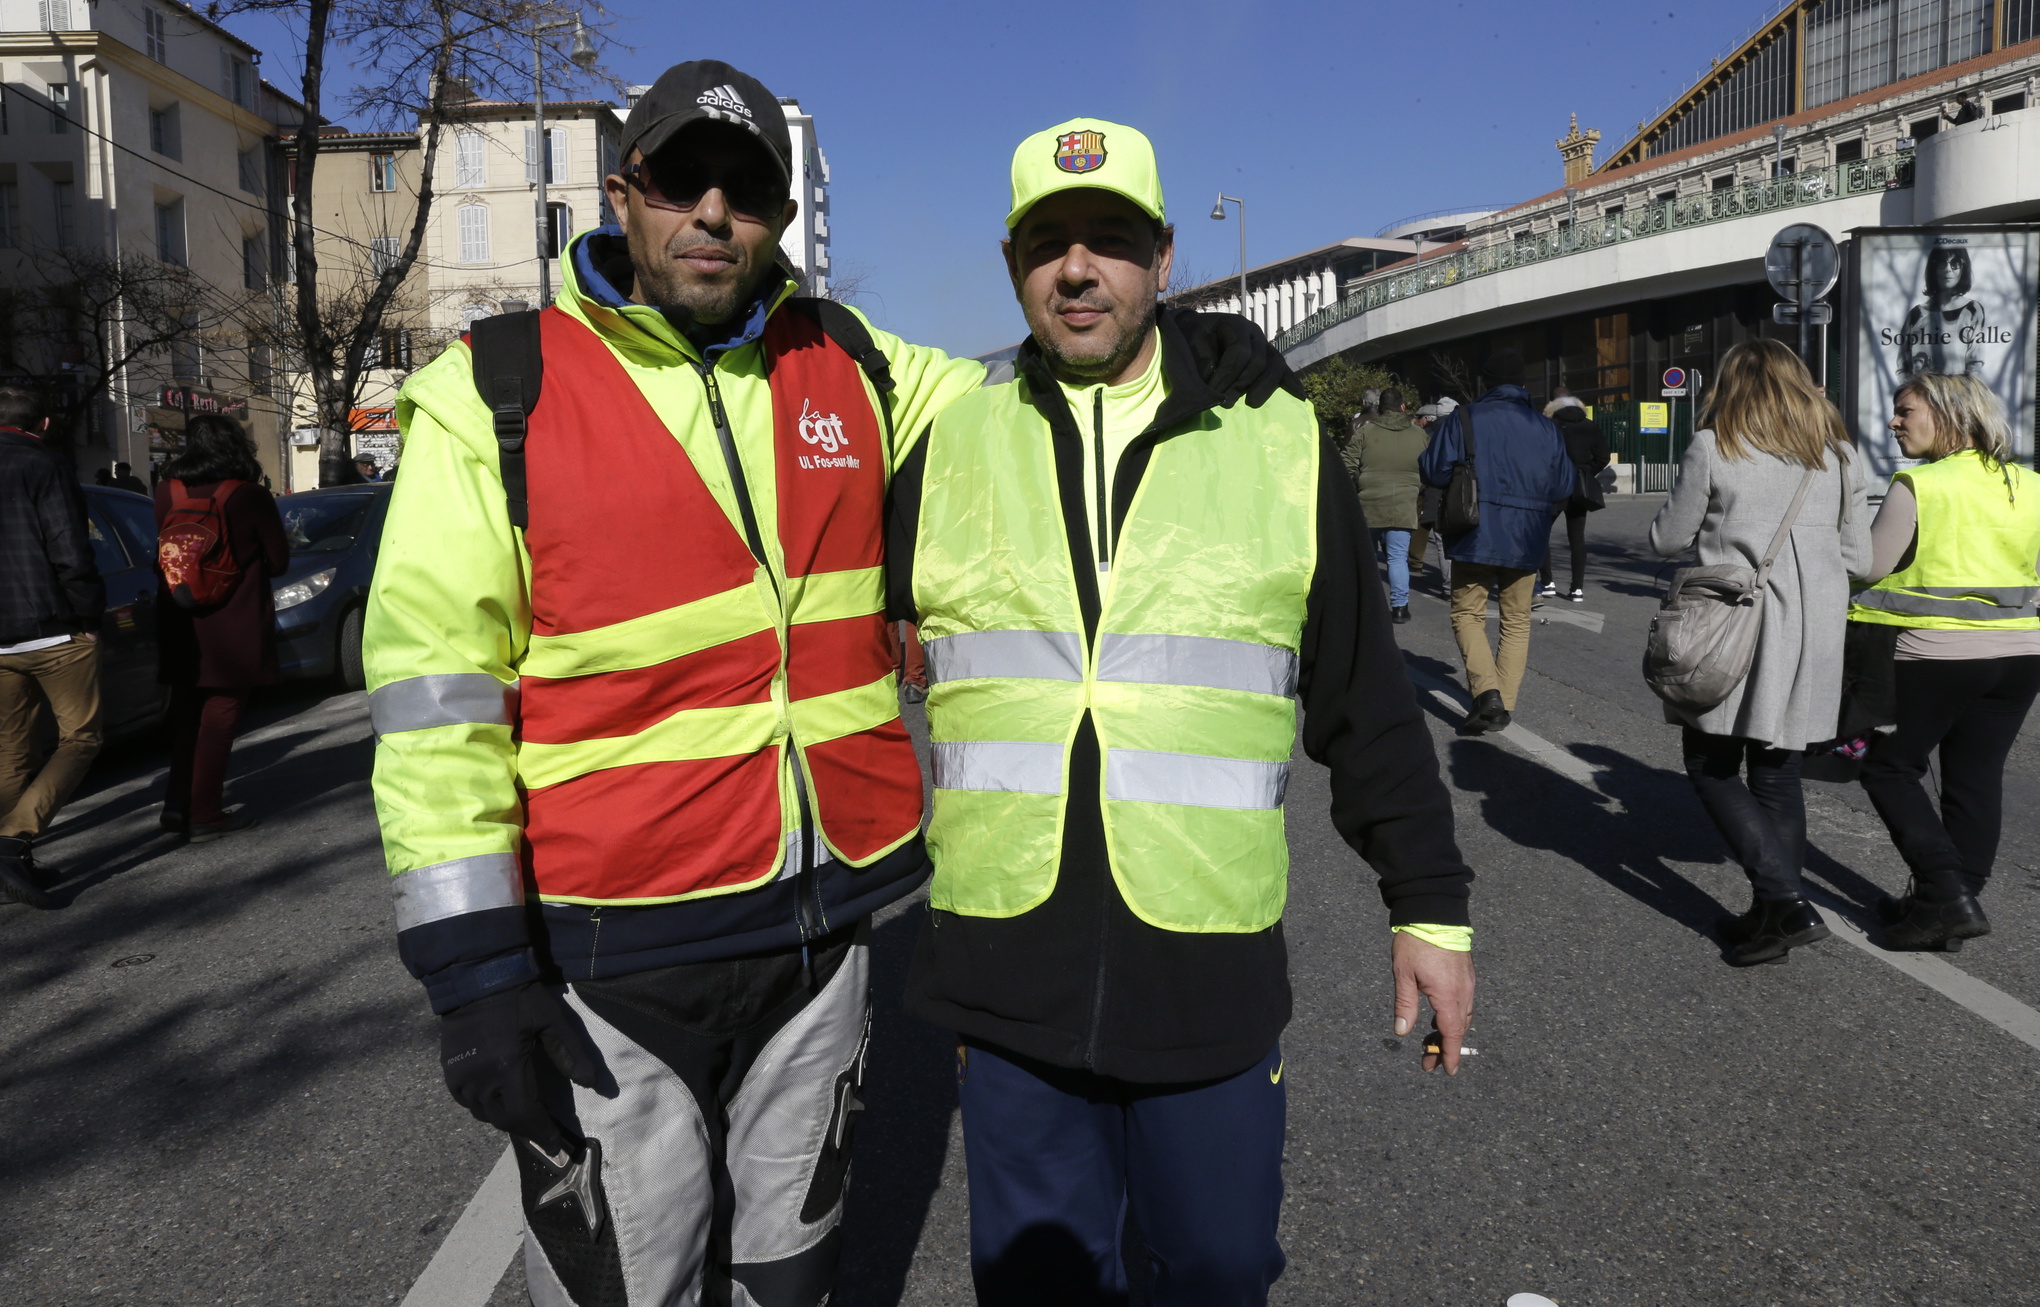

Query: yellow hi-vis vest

[1851,450,2040,631]
[912,374,1318,933]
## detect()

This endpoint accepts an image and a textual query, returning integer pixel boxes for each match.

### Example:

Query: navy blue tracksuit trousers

[957,1039,1287,1306]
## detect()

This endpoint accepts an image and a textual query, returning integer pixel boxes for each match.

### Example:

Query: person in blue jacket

[1420,349,1575,733]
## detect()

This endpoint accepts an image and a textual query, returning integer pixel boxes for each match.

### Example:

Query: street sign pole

[1796,239,1811,369]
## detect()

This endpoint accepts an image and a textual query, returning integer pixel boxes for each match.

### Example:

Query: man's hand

[1392,931,1476,1075]
[438,981,601,1151]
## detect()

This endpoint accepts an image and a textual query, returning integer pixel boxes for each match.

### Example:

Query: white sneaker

[1537,581,1557,597]
[1568,588,1585,602]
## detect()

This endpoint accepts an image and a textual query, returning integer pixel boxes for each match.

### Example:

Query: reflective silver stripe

[1912,585,2040,603]
[1852,589,2040,621]
[1105,749,1289,810]
[1096,633,1299,698]
[924,630,1085,684]
[930,740,1065,794]
[390,853,525,931]
[777,827,836,881]
[369,673,518,735]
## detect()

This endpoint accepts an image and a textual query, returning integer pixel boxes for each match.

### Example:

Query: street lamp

[1210,193,1246,320]
[529,13,599,305]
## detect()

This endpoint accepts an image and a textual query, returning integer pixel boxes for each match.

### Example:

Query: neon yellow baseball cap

[1006,117,1165,229]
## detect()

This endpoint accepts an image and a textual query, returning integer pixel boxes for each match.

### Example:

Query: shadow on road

[836,902,956,1307]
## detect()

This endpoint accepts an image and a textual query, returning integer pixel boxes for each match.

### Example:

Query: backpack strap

[468,309,545,530]
[782,297,897,458]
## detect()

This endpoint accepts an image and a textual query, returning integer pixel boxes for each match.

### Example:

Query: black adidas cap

[620,60,792,187]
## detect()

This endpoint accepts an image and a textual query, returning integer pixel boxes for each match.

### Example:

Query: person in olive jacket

[1347,388,1430,623]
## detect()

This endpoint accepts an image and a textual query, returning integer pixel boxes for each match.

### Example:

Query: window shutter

[524,127,537,184]
[458,204,490,263]
[550,128,566,183]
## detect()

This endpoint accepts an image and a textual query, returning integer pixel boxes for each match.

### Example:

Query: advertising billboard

[1845,226,2039,480]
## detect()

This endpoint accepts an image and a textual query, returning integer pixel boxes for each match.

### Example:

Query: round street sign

[1765,223,1840,300]
[1663,367,1687,389]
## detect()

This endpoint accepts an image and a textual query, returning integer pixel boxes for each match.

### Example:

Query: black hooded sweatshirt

[885,311,1473,1084]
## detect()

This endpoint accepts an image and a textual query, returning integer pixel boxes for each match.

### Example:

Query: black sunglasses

[621,156,786,221]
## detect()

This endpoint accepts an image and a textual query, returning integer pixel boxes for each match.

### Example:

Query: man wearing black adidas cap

[368,58,1291,1307]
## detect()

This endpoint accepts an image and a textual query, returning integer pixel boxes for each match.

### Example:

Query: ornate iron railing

[1273,155,1914,354]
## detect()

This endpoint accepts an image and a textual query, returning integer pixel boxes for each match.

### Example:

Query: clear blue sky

[235,0,1780,357]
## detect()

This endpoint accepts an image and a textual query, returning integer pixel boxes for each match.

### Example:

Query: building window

[1995,92,2029,116]
[155,200,185,265]
[53,180,75,248]
[1711,173,1736,191]
[455,131,485,187]
[525,127,564,184]
[173,312,203,384]
[149,106,180,159]
[48,83,70,134]
[221,52,252,108]
[457,203,490,264]
[238,147,263,195]
[144,8,168,61]
[1834,137,1864,163]
[545,202,570,258]
[249,339,273,397]
[370,234,400,275]
[1806,0,1993,110]
[1603,204,1625,217]
[1771,156,1796,177]
[0,184,17,248]
[38,0,73,31]
[370,152,398,192]
[243,235,265,289]
[1909,117,1940,142]
[369,327,413,371]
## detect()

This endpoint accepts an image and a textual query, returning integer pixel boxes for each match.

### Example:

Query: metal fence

[1602,405,1694,494]
[1273,155,1915,354]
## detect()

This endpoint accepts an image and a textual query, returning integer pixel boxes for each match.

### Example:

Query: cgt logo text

[797,398,860,469]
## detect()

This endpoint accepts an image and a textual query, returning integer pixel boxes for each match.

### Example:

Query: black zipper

[695,359,821,950]
[1092,389,1110,570]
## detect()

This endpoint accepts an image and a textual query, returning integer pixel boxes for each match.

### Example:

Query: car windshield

[280,494,373,555]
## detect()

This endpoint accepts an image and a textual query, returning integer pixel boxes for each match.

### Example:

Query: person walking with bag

[155,414,287,841]
[1647,340,1870,964]
[1537,396,1609,601]
[1850,374,2040,950]
[0,386,104,908]
[1349,387,1429,624]
[1418,351,1574,733]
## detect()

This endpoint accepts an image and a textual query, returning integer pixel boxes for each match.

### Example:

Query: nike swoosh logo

[1269,1059,1284,1084]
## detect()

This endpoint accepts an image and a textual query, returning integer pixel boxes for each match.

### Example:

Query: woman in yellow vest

[1852,373,2040,950]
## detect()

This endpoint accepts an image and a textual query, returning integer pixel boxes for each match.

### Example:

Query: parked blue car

[80,484,172,739]
[273,483,392,688]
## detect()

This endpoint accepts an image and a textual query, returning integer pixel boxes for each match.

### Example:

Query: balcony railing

[1272,155,1914,354]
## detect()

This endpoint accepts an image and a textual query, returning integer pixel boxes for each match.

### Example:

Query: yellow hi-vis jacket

[365,230,984,1011]
[1852,450,2040,631]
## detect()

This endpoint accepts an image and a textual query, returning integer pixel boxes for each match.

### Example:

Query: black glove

[1176,310,1305,409]
[439,981,600,1151]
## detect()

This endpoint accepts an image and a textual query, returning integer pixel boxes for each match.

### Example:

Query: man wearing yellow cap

[887,120,1478,1302]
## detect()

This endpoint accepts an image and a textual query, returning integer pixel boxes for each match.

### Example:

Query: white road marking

[1406,665,2040,1055]
[400,1144,522,1307]
[1537,605,1606,634]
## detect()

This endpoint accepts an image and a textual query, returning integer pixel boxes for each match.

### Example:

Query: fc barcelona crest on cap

[1054,130,1107,174]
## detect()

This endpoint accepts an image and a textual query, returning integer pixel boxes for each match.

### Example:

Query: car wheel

[339,606,366,690]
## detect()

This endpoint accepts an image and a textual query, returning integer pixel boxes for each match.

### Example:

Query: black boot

[1883,892,1990,951]
[1728,896,1830,965]
[1460,689,1508,734]
[1874,876,1918,925]
[1391,605,1412,625]
[0,837,61,911]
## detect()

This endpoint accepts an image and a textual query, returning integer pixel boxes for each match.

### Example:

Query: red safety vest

[512,307,920,904]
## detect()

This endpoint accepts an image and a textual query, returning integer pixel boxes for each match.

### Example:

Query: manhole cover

[109,954,156,968]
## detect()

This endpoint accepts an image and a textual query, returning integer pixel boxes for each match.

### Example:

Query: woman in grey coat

[1649,340,1872,965]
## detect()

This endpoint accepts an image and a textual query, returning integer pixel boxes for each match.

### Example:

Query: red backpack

[158,479,246,610]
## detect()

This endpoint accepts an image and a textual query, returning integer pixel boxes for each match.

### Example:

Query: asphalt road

[5,492,2040,1305]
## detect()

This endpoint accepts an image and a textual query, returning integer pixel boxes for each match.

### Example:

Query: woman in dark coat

[155,415,288,840]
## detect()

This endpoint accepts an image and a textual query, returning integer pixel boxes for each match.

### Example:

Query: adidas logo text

[696,84,752,118]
